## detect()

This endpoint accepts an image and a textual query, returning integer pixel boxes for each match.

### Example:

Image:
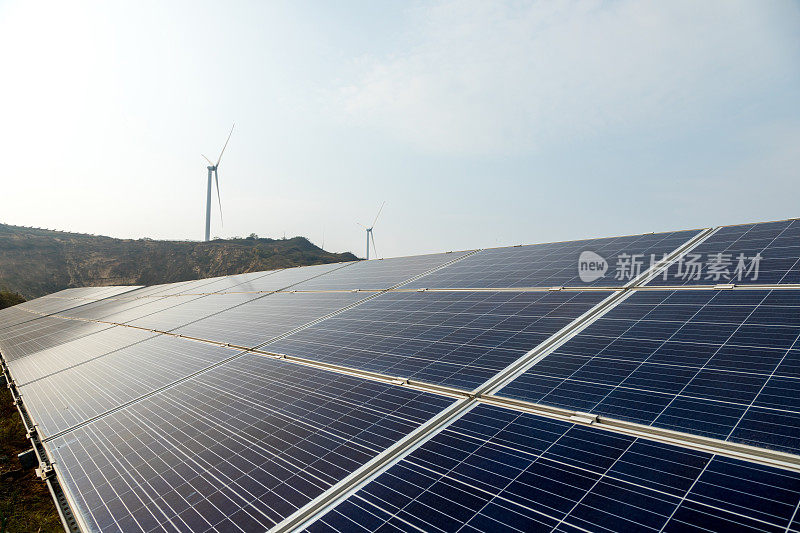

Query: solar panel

[495,289,800,454]
[267,290,611,390]
[149,269,282,296]
[125,293,266,332]
[172,291,371,349]
[3,220,800,533]
[46,354,456,532]
[649,219,800,286]
[0,316,114,362]
[6,325,155,385]
[311,403,800,533]
[288,252,474,291]
[61,294,209,324]
[17,286,141,315]
[404,230,701,289]
[222,261,356,293]
[19,335,243,437]
[0,305,46,331]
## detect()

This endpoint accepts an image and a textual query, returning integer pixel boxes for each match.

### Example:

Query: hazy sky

[1,1,798,258]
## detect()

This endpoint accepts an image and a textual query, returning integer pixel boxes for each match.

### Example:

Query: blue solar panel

[404,230,700,289]
[46,354,455,532]
[15,286,140,315]
[648,219,800,286]
[18,334,242,437]
[0,316,114,362]
[288,252,473,291]
[497,289,800,454]
[6,325,155,385]
[267,290,611,390]
[172,291,371,348]
[310,404,800,533]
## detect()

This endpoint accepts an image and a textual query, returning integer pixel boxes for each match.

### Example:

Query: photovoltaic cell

[6,326,155,385]
[310,404,800,533]
[47,354,455,532]
[267,291,610,390]
[223,261,356,293]
[125,293,266,332]
[172,291,370,349]
[404,230,700,289]
[0,305,44,331]
[20,335,242,438]
[288,252,473,291]
[151,269,282,296]
[649,219,800,286]
[497,289,800,454]
[0,316,113,362]
[17,286,140,316]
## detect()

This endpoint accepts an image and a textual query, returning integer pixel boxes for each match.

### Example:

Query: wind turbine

[202,123,234,242]
[358,202,385,260]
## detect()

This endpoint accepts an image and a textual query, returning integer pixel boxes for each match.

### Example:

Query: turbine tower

[202,123,235,241]
[358,202,385,260]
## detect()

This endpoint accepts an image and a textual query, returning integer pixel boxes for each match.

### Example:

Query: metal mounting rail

[1,352,85,533]
[478,394,800,474]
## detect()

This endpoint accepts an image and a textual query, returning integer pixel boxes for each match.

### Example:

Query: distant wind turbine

[358,202,385,260]
[202,123,234,242]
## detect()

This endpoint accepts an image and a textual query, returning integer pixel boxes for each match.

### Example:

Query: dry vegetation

[0,387,61,533]
[0,224,358,299]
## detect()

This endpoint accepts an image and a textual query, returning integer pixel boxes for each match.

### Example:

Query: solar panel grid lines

[494,288,800,455]
[473,394,800,476]
[19,336,255,439]
[265,290,614,392]
[474,289,635,397]
[6,220,800,532]
[46,355,458,532]
[271,398,475,533]
[646,218,800,287]
[0,316,116,363]
[306,403,800,533]
[9,326,158,386]
[630,226,719,289]
[402,229,704,290]
[286,250,480,292]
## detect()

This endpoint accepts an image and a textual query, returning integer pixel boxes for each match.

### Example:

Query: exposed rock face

[0,224,358,298]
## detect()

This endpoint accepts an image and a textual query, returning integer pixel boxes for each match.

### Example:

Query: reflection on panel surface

[268,290,610,390]
[48,355,455,532]
[405,230,700,289]
[498,289,800,454]
[312,404,800,533]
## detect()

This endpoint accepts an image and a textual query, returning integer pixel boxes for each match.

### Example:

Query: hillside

[0,224,359,299]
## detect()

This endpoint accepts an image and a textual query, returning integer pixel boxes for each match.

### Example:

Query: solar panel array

[1,219,799,533]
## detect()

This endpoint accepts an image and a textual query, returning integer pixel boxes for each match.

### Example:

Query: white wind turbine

[202,123,234,242]
[358,202,385,260]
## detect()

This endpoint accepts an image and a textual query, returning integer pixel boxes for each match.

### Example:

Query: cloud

[336,0,799,155]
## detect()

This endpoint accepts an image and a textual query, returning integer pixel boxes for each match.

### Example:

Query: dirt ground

[0,386,61,532]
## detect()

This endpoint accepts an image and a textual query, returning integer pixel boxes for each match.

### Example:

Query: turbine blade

[356,222,367,229]
[371,232,378,259]
[201,154,213,166]
[214,169,223,226]
[216,123,235,167]
[371,201,385,228]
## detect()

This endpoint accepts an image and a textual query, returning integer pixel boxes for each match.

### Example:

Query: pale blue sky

[1,0,798,257]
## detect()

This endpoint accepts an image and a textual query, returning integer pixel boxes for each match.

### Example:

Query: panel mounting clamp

[569,413,598,425]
